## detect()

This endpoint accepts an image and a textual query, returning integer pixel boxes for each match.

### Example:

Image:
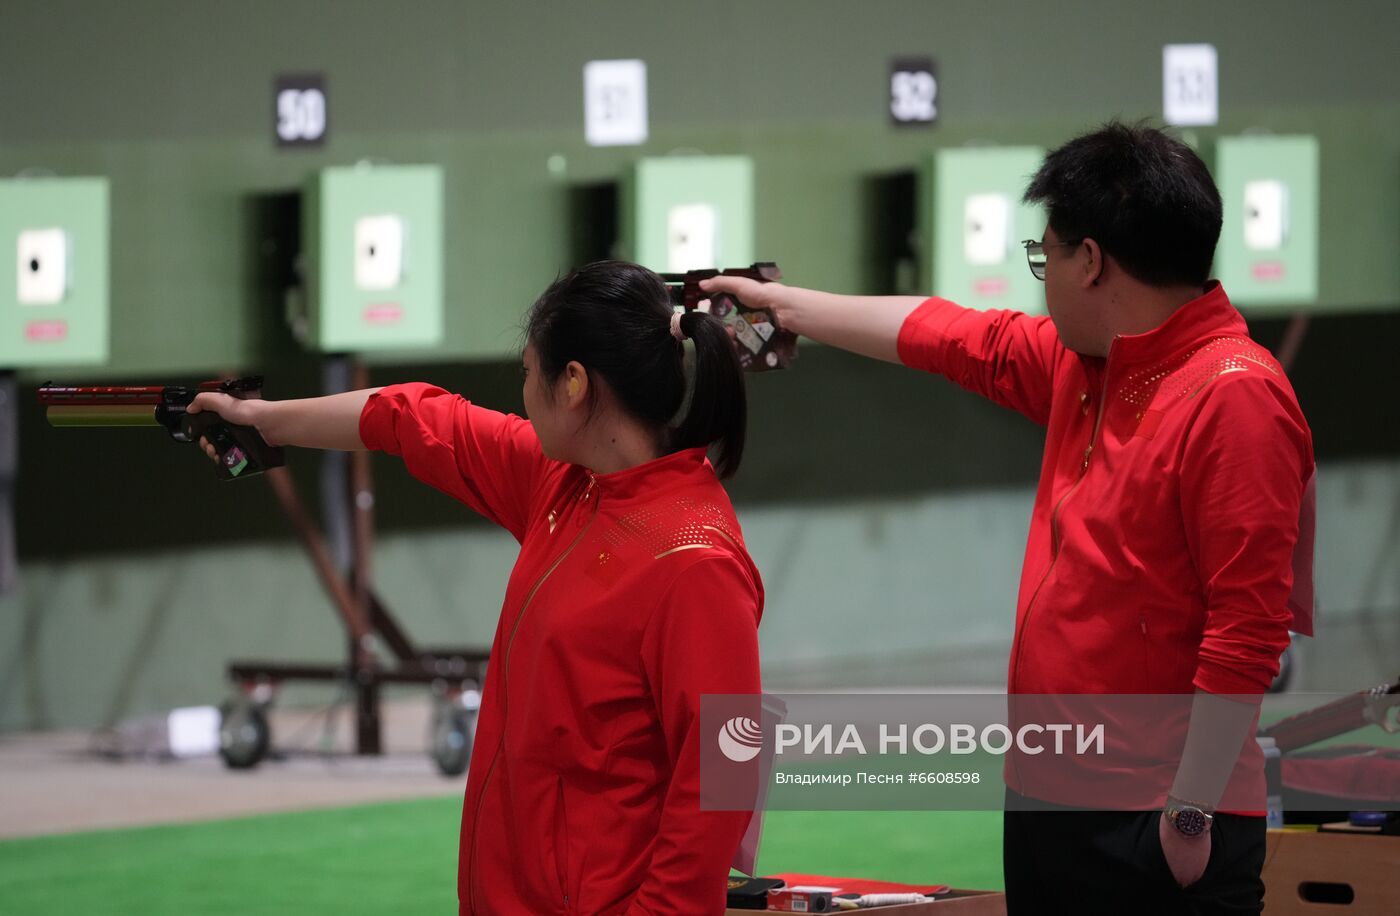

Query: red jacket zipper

[467,476,599,914]
[1009,346,1115,695]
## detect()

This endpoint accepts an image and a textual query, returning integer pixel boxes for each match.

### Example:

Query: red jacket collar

[1108,281,1248,367]
[587,446,714,501]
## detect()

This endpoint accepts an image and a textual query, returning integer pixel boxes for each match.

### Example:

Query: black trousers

[1003,790,1267,915]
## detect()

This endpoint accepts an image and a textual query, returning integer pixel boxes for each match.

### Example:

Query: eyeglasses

[1021,238,1083,281]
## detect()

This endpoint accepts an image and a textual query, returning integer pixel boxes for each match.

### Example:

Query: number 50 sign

[275,75,328,148]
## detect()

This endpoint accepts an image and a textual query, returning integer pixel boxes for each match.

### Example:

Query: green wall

[2,0,1399,378]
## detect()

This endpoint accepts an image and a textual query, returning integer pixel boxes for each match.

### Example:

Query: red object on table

[769,874,951,896]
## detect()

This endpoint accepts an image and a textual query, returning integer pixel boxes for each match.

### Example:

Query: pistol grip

[180,411,285,480]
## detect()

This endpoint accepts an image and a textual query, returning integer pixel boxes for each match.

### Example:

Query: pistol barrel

[45,405,161,427]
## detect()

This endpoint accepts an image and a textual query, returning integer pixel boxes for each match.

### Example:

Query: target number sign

[275,75,328,147]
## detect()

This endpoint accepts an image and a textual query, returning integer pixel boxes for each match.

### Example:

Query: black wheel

[219,700,271,769]
[430,705,475,777]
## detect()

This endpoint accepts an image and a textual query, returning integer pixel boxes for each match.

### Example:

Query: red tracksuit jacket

[360,384,763,915]
[897,283,1314,809]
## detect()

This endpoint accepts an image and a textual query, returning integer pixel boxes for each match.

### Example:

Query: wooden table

[1261,826,1400,914]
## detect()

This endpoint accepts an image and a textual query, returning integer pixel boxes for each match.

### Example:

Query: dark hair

[1023,121,1222,287]
[525,260,747,478]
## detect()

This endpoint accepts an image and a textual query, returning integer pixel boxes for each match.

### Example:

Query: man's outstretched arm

[702,277,1063,425]
[700,276,923,363]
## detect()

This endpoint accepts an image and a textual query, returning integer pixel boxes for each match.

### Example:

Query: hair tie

[670,310,686,341]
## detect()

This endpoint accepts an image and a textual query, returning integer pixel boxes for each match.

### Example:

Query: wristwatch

[1165,795,1215,838]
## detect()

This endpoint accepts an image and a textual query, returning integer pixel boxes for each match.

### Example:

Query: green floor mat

[0,800,1003,914]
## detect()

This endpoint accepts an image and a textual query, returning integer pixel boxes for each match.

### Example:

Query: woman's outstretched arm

[186,388,382,452]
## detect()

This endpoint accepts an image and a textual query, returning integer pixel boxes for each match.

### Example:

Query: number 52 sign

[275,75,328,148]
[890,57,938,127]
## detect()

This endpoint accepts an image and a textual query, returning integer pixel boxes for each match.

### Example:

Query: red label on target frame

[363,304,404,326]
[25,320,69,342]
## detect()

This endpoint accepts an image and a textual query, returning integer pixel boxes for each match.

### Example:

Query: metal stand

[0,371,16,596]
[219,357,487,774]
[1269,312,1312,694]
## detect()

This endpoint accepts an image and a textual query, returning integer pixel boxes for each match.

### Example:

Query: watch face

[1174,807,1208,837]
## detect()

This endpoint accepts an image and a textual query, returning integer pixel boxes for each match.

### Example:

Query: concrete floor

[0,698,466,840]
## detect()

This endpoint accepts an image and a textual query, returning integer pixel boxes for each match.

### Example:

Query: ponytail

[670,310,747,478]
[525,260,749,478]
